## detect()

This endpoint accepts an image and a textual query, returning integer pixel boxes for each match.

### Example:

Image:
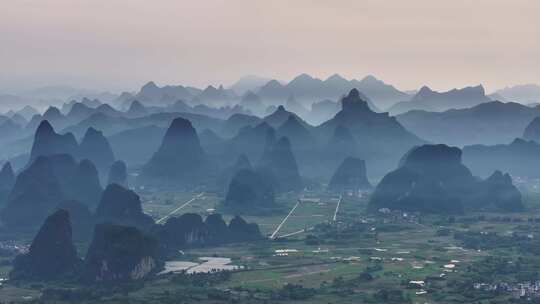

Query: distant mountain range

[124,76,538,119]
[0,86,118,112]
[389,85,492,115]
[3,77,540,180]
[495,84,540,104]
[396,101,540,146]
[3,78,540,119]
[255,73,409,110]
[113,73,411,113]
[228,75,273,95]
[463,138,540,178]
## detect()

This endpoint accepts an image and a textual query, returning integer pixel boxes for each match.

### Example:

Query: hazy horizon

[1,0,539,93]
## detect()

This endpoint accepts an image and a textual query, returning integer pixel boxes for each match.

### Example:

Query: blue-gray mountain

[141,117,215,186]
[1,154,102,230]
[328,157,372,193]
[396,101,540,146]
[10,209,81,281]
[463,138,540,178]
[154,213,262,255]
[83,224,161,282]
[369,144,523,214]
[389,85,491,115]
[224,168,276,214]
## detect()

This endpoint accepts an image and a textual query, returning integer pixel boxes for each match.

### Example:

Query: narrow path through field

[156,192,204,224]
[278,228,306,238]
[332,195,343,221]
[270,199,301,239]
[284,268,331,279]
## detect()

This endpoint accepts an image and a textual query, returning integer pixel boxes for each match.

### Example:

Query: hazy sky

[1,0,539,93]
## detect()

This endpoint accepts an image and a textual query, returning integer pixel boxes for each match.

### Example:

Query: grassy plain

[3,190,540,303]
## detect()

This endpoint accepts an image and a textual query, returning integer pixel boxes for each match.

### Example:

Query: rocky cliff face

[95,184,154,230]
[473,171,524,212]
[78,127,115,173]
[155,213,208,251]
[1,156,66,229]
[369,144,523,214]
[29,120,78,163]
[42,154,102,209]
[258,136,302,192]
[224,168,275,214]
[28,120,114,181]
[10,209,81,280]
[83,224,160,282]
[204,213,229,244]
[154,213,262,254]
[328,157,372,192]
[369,144,476,214]
[142,117,209,185]
[1,155,103,230]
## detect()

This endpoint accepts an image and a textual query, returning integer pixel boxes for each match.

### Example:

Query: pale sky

[1,0,539,93]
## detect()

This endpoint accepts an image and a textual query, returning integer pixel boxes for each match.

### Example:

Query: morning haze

[1,0,538,92]
[4,1,540,303]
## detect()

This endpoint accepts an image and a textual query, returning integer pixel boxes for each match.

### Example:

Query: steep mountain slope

[316,88,424,177]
